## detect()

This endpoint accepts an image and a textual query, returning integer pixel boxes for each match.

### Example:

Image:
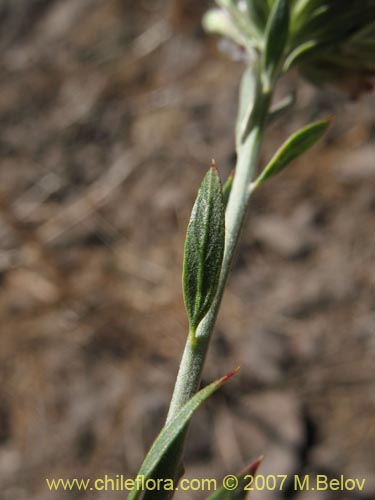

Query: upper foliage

[204,0,375,93]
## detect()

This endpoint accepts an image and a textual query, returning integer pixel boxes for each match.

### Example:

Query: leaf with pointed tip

[223,170,235,208]
[283,40,318,71]
[254,117,331,187]
[263,0,290,82]
[267,92,296,125]
[127,369,239,500]
[206,456,264,499]
[183,163,225,335]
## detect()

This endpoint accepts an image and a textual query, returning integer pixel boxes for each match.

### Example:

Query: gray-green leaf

[262,0,290,82]
[202,8,248,49]
[254,117,331,187]
[206,455,264,499]
[127,369,239,500]
[267,91,295,125]
[183,162,225,335]
[236,67,257,148]
[223,170,235,208]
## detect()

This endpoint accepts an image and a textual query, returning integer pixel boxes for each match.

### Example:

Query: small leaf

[183,161,225,335]
[254,117,331,187]
[283,40,318,71]
[246,0,269,32]
[127,369,239,500]
[223,170,235,208]
[262,0,290,82]
[202,8,248,48]
[267,91,295,125]
[206,455,264,499]
[236,67,257,148]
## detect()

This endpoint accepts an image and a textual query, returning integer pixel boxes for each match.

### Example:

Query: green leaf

[206,455,264,499]
[183,162,225,335]
[223,170,235,208]
[127,369,239,500]
[215,0,262,49]
[202,8,248,48]
[236,67,257,148]
[262,0,290,82]
[216,0,236,8]
[267,91,295,125]
[283,40,318,70]
[246,0,269,32]
[254,117,331,187]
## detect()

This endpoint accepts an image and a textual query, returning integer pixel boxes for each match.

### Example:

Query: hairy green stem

[144,71,273,500]
[167,82,272,423]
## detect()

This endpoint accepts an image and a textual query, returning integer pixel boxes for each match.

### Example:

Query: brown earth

[0,1,374,499]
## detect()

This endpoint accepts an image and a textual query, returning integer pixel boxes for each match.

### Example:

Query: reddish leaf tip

[237,455,264,480]
[220,366,240,384]
[325,114,334,124]
[247,455,265,475]
[210,159,217,170]
[229,169,235,179]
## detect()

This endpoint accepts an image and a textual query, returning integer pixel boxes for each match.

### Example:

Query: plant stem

[144,70,273,500]
[167,79,272,423]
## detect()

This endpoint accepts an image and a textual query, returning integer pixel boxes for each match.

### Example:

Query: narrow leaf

[283,40,318,71]
[183,161,225,335]
[267,91,295,125]
[206,455,264,500]
[254,117,331,187]
[223,170,235,208]
[236,67,257,148]
[246,0,269,32]
[127,369,239,500]
[263,0,290,82]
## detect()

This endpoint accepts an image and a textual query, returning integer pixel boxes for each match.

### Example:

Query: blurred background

[0,1,374,499]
